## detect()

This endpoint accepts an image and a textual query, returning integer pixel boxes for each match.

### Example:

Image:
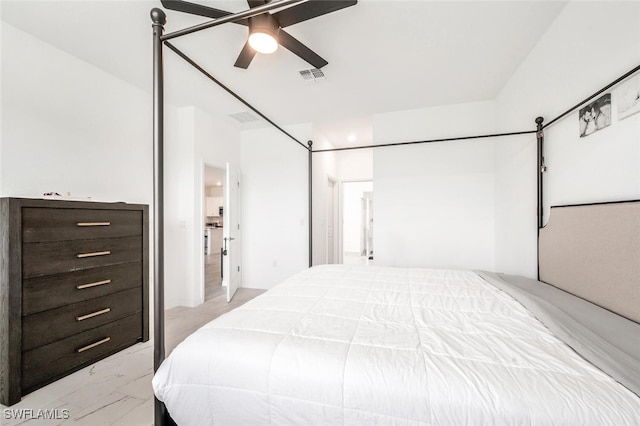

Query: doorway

[203,165,225,300]
[341,180,373,265]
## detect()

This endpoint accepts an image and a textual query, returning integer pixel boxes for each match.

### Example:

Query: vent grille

[229,111,259,123]
[299,68,325,81]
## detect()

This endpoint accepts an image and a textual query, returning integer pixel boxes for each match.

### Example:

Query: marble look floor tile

[70,392,144,426]
[58,379,126,411]
[110,397,153,426]
[97,352,153,380]
[1,372,90,413]
[108,341,153,359]
[115,371,154,400]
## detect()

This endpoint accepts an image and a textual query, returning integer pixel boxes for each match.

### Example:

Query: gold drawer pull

[77,251,111,258]
[76,308,111,321]
[77,337,111,353]
[76,222,111,227]
[76,279,111,290]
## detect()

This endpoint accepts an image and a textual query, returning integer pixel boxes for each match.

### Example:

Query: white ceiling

[1,0,567,148]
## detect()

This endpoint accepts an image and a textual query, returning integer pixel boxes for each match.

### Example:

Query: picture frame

[616,73,640,120]
[579,93,611,137]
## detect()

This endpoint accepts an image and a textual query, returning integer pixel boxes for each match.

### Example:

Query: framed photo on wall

[616,73,640,120]
[579,93,611,138]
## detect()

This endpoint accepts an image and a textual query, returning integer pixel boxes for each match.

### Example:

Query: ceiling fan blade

[247,0,268,7]
[160,0,248,25]
[161,0,229,18]
[278,30,328,69]
[274,0,357,28]
[234,42,258,69]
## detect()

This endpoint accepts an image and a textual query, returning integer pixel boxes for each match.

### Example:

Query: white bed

[153,265,640,425]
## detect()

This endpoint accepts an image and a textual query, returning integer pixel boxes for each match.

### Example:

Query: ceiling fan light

[248,31,279,54]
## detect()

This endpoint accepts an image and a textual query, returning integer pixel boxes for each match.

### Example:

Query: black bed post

[308,140,313,268]
[151,7,167,426]
[535,116,545,280]
[536,116,545,229]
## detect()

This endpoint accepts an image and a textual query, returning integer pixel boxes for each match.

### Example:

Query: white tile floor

[1,287,264,426]
[1,341,155,426]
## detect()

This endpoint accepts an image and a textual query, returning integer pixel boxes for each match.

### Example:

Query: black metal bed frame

[150,4,640,424]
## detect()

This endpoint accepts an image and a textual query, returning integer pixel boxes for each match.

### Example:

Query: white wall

[1,23,152,204]
[337,149,373,182]
[241,125,309,289]
[0,24,243,309]
[163,106,240,308]
[373,140,496,270]
[544,109,640,209]
[163,107,195,309]
[493,134,536,276]
[310,136,338,266]
[372,101,498,270]
[495,1,640,277]
[0,22,159,331]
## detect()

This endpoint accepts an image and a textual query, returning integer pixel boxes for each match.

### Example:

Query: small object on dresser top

[42,192,95,202]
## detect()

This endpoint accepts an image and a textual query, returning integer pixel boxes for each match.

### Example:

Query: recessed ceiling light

[216,181,222,186]
[347,134,356,143]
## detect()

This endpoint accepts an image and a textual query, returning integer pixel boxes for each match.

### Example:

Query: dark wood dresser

[0,198,149,406]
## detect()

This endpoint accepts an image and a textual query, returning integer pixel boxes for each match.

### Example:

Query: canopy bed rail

[150,2,640,422]
[311,129,537,153]
[164,41,309,151]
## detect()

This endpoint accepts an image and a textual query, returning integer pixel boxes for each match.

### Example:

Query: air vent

[299,68,325,82]
[229,111,259,123]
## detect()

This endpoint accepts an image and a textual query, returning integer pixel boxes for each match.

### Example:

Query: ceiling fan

[160,0,357,69]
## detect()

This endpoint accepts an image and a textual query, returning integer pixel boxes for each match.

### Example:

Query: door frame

[223,162,241,302]
[200,161,227,303]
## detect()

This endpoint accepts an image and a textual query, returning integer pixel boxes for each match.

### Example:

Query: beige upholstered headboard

[538,201,640,323]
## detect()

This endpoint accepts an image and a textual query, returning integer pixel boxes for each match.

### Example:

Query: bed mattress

[153,265,640,425]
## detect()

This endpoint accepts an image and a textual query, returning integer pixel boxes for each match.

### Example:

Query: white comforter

[153,265,640,425]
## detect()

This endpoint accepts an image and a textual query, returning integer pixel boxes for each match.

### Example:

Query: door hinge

[237,266,240,272]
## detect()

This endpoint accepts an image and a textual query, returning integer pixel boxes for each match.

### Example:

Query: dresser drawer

[22,314,142,392]
[22,288,142,351]
[23,262,142,315]
[22,236,142,279]
[22,208,142,243]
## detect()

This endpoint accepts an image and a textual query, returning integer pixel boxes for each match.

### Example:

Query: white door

[223,162,240,302]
